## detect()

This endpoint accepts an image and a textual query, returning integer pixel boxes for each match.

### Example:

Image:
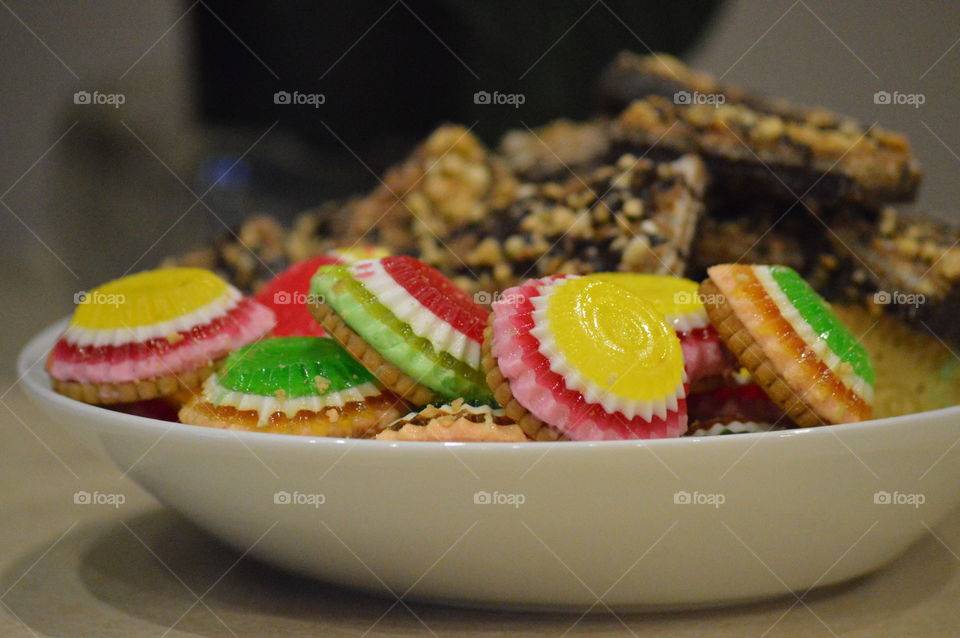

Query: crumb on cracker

[314,376,331,393]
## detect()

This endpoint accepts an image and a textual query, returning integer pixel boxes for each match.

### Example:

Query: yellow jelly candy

[586,273,705,328]
[541,277,684,402]
[72,268,230,330]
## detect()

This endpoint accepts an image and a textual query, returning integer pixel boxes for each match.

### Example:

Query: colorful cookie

[584,273,732,387]
[309,256,494,405]
[47,268,274,405]
[484,275,688,440]
[254,255,343,338]
[376,400,527,442]
[179,337,404,436]
[702,264,874,426]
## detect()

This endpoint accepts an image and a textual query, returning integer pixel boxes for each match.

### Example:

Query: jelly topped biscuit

[47,268,275,404]
[485,275,688,440]
[702,264,873,426]
[179,336,403,436]
[309,256,493,405]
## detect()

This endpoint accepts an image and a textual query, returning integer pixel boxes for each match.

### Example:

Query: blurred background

[2,0,960,367]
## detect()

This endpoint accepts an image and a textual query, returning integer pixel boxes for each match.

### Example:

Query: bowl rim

[19,317,960,451]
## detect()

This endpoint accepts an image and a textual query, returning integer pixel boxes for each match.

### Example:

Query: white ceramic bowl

[18,320,960,611]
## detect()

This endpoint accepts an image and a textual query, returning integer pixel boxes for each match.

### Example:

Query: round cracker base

[178,396,403,438]
[50,362,216,406]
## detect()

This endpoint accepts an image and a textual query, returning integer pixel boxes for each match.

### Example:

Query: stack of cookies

[165,52,959,363]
